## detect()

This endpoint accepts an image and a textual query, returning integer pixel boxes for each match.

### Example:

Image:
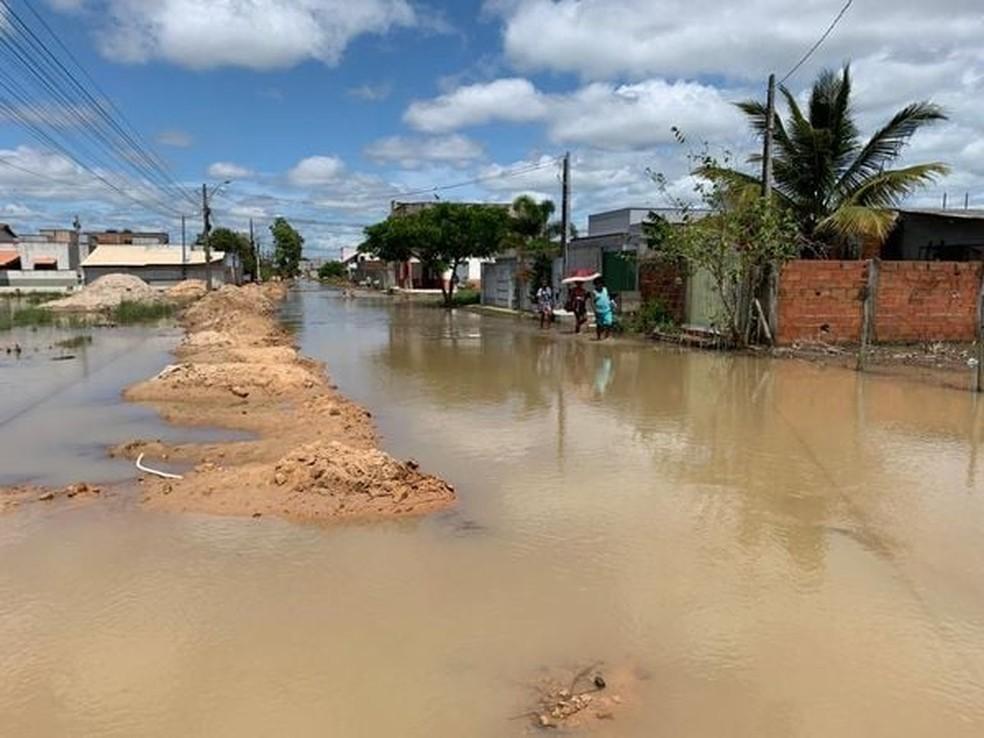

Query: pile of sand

[166,279,207,304]
[180,283,287,348]
[47,274,162,313]
[272,441,455,516]
[127,360,323,401]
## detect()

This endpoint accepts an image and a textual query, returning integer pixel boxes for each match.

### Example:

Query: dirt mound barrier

[47,274,162,313]
[127,360,323,401]
[166,279,207,304]
[273,441,455,517]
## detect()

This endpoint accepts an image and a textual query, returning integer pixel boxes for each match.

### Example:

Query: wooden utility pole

[762,74,776,200]
[201,183,213,291]
[249,217,258,283]
[561,151,571,279]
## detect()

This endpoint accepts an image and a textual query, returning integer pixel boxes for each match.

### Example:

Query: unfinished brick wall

[639,261,686,323]
[777,259,984,345]
[875,262,983,342]
[777,261,868,344]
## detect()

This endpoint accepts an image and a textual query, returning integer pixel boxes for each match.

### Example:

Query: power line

[392,157,563,200]
[779,0,854,85]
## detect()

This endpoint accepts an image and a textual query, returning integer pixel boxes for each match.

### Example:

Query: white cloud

[156,129,193,148]
[287,155,346,186]
[349,82,393,102]
[487,0,984,82]
[404,78,548,132]
[68,0,417,70]
[364,134,484,167]
[404,77,745,149]
[207,161,254,179]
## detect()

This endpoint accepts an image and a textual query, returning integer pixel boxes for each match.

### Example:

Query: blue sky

[1,0,983,257]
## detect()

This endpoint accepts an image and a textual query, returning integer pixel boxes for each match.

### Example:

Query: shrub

[111,300,173,324]
[626,299,674,335]
[450,288,480,306]
[318,261,346,281]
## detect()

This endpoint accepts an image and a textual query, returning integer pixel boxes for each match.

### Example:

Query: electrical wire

[779,0,854,85]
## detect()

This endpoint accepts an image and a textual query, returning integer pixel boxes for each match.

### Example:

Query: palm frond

[842,163,949,208]
[696,165,796,210]
[817,206,898,243]
[836,102,948,196]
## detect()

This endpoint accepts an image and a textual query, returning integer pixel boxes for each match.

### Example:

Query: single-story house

[0,225,83,292]
[883,208,984,261]
[82,245,235,286]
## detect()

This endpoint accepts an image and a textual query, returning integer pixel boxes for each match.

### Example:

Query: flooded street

[2,284,984,737]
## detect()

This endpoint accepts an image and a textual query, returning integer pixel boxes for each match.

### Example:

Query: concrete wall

[588,209,652,237]
[0,269,78,291]
[776,260,984,345]
[481,260,517,309]
[83,264,228,287]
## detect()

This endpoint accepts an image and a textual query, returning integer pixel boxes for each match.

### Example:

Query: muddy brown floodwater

[2,283,984,737]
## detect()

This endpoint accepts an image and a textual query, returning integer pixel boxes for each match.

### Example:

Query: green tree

[506,195,568,301]
[647,149,801,346]
[362,203,510,307]
[706,65,948,252]
[317,260,346,280]
[269,217,304,278]
[204,227,256,279]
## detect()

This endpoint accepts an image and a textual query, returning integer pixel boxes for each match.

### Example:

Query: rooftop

[898,208,984,220]
[82,245,225,268]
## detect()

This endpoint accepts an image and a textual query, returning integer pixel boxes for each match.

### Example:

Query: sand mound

[273,441,455,515]
[166,279,207,303]
[47,274,161,313]
[128,361,323,401]
[181,283,285,345]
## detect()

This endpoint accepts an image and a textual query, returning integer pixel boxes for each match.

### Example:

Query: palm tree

[708,65,948,250]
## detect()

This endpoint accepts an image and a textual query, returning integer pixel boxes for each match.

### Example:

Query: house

[86,229,169,247]
[82,245,233,287]
[0,224,83,292]
[883,208,984,261]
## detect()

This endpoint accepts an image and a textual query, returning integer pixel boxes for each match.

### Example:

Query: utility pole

[762,74,776,200]
[561,151,571,279]
[180,214,187,280]
[249,217,258,283]
[201,183,213,291]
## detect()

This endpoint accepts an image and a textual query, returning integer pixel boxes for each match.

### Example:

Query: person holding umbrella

[561,269,599,335]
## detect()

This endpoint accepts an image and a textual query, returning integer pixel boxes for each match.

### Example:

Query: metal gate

[602,251,637,293]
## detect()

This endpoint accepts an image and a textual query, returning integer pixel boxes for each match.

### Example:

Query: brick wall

[876,262,982,342]
[639,261,687,323]
[777,260,868,344]
[777,259,984,345]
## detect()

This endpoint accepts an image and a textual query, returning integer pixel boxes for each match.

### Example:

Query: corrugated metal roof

[898,208,984,220]
[0,249,20,266]
[82,245,225,267]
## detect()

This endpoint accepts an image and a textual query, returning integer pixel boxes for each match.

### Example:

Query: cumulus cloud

[364,134,484,167]
[64,0,417,70]
[156,129,193,148]
[287,155,346,186]
[207,161,254,179]
[487,0,984,82]
[404,77,745,149]
[404,78,548,132]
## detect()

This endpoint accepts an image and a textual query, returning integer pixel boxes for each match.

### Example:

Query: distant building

[82,245,233,287]
[86,230,169,247]
[884,208,984,261]
[0,223,16,243]
[0,224,82,292]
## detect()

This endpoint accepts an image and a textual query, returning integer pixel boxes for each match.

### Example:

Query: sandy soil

[0,483,104,515]
[515,663,641,731]
[46,274,167,312]
[2,281,455,522]
[115,282,455,522]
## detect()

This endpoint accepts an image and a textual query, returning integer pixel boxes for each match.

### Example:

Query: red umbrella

[561,269,601,284]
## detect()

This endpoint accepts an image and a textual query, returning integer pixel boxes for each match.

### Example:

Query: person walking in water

[569,282,588,334]
[536,281,554,329]
[592,277,613,340]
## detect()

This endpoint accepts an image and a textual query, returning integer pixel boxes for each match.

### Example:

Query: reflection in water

[1,285,983,737]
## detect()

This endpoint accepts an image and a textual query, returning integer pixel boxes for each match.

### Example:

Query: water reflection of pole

[556,353,566,463]
[968,394,982,488]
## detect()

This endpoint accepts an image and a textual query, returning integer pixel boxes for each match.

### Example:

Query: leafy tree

[706,65,948,252]
[361,202,510,307]
[647,148,800,346]
[203,227,256,279]
[317,260,346,280]
[269,217,304,278]
[506,195,566,301]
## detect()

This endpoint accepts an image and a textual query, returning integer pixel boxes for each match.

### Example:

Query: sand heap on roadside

[165,279,208,304]
[117,281,456,523]
[47,274,164,313]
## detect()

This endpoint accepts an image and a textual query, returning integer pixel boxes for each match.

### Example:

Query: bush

[318,261,346,281]
[450,288,480,306]
[626,299,674,335]
[0,305,55,331]
[111,300,174,324]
